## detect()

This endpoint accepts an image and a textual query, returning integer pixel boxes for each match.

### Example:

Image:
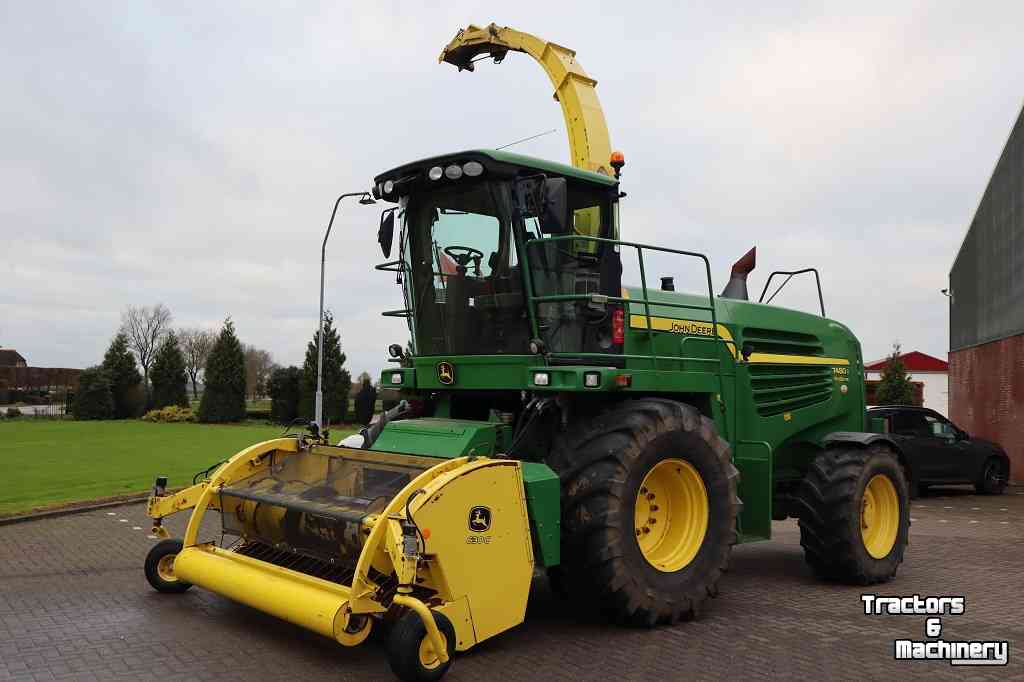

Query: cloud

[3,1,1023,379]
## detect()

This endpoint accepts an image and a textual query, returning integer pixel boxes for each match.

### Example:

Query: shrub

[72,366,115,420]
[198,319,247,423]
[142,405,196,423]
[5,407,22,418]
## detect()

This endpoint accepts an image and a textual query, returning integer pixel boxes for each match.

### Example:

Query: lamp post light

[315,191,376,435]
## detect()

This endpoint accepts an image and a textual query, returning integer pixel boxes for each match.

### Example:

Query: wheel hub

[634,459,708,572]
[860,474,899,559]
[156,554,178,583]
[418,632,446,670]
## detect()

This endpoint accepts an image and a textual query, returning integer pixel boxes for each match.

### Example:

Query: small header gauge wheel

[387,609,455,682]
[144,539,192,594]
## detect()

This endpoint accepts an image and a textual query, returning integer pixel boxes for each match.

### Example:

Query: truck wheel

[975,458,1008,495]
[144,539,192,594]
[387,610,455,682]
[795,443,909,584]
[549,399,741,625]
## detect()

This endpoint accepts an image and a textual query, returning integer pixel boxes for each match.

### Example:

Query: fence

[0,366,81,413]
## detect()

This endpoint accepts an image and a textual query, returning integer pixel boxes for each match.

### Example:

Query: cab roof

[372,149,617,200]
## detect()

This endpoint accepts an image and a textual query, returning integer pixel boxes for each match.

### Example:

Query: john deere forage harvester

[143,23,909,682]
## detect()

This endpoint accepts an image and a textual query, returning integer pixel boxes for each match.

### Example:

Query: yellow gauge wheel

[336,613,373,647]
[634,458,709,572]
[418,632,447,670]
[861,474,899,559]
[156,554,178,583]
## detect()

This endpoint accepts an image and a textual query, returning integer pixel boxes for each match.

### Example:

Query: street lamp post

[315,191,376,435]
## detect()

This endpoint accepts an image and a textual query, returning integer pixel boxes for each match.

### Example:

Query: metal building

[949,103,1024,482]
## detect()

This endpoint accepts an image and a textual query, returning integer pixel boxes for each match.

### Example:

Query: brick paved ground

[1,485,1021,681]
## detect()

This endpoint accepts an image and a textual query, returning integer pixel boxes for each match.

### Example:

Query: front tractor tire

[549,399,741,626]
[795,443,910,585]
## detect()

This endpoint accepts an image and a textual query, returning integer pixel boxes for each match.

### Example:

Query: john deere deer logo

[468,506,491,532]
[437,361,455,385]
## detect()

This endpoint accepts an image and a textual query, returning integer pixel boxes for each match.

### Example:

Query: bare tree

[121,304,172,396]
[244,346,275,401]
[178,327,215,400]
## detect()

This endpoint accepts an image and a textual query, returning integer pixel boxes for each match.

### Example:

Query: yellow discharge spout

[440,23,613,176]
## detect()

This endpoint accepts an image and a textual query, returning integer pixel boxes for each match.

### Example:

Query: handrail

[523,234,727,402]
[758,268,826,317]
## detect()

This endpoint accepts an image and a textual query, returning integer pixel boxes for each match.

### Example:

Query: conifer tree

[875,343,917,405]
[72,366,114,420]
[101,332,143,418]
[269,366,303,425]
[198,319,247,422]
[300,313,351,424]
[151,332,190,409]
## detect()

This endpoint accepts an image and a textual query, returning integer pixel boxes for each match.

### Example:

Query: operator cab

[373,150,623,360]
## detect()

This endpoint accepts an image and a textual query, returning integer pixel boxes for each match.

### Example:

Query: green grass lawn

[0,420,356,515]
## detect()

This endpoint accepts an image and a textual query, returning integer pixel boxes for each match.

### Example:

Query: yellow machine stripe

[747,353,850,366]
[627,314,850,366]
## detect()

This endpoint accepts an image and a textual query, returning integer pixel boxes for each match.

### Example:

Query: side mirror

[378,210,395,258]
[958,429,970,441]
[539,177,568,234]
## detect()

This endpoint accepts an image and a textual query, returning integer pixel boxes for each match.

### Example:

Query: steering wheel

[443,245,484,275]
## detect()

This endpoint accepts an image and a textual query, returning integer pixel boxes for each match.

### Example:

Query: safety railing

[758,268,826,317]
[522,235,731,379]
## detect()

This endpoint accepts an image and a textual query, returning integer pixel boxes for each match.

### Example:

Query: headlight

[428,166,443,181]
[533,372,550,386]
[444,164,463,180]
[463,161,484,177]
[390,372,403,385]
[383,180,395,195]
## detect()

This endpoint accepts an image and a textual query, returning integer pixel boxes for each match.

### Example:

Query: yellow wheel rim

[634,459,709,572]
[861,474,899,559]
[156,554,178,583]
[418,632,447,670]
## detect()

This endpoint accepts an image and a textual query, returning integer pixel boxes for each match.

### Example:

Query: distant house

[0,349,27,368]
[864,351,949,415]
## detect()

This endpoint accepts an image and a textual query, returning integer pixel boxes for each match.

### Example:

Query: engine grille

[749,364,833,416]
[743,327,824,356]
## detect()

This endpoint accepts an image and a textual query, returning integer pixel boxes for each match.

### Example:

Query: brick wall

[950,334,1024,482]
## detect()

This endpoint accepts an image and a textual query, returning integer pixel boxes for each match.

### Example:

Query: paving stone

[0,486,1020,679]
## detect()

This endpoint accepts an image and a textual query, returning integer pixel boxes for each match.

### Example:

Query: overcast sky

[3,2,1023,378]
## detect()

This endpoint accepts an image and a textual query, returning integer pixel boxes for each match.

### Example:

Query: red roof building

[864,351,949,373]
[864,350,949,415]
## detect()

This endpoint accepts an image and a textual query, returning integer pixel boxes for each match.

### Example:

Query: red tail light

[612,308,625,345]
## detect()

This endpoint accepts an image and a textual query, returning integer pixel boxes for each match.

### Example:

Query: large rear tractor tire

[548,399,741,625]
[795,443,910,585]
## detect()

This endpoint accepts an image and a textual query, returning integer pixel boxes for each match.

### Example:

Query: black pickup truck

[867,405,1010,496]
